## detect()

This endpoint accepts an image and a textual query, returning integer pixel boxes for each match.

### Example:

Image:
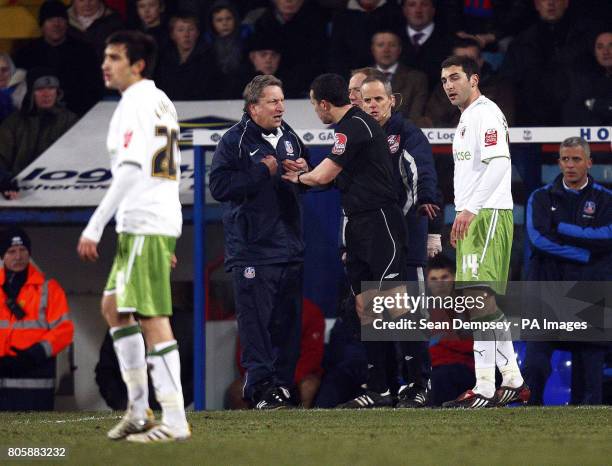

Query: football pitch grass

[1,407,611,466]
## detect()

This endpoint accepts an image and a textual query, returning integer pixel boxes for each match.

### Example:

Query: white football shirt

[107,79,182,237]
[452,95,513,211]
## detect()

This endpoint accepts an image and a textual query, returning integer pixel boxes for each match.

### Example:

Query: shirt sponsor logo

[243,267,256,279]
[123,130,133,148]
[484,129,497,147]
[453,150,472,161]
[387,134,401,154]
[284,140,294,155]
[332,133,347,155]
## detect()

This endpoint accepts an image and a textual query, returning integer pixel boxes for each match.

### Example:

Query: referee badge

[244,267,256,279]
[387,134,401,154]
[332,133,347,155]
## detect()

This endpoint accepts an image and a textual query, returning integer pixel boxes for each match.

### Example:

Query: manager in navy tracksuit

[524,137,611,405]
[209,75,308,409]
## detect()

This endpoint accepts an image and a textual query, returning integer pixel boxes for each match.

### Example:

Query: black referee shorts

[345,205,407,295]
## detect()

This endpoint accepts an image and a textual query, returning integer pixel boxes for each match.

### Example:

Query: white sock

[110,325,149,418]
[472,340,496,398]
[495,326,524,388]
[147,340,188,431]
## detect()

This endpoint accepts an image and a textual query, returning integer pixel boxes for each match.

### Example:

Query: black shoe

[254,385,292,410]
[495,383,531,406]
[336,390,394,409]
[396,383,428,408]
[442,390,496,409]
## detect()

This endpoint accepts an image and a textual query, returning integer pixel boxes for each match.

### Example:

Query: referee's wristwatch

[297,170,306,185]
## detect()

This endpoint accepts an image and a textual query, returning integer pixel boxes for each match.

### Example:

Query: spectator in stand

[0,68,77,195]
[399,0,452,92]
[227,299,325,409]
[0,227,74,411]
[423,37,515,128]
[205,0,249,99]
[253,0,328,98]
[0,54,26,123]
[328,0,403,79]
[15,0,102,116]
[243,32,282,80]
[500,0,601,126]
[67,0,124,61]
[425,254,475,406]
[155,12,218,100]
[370,30,427,123]
[135,0,169,48]
[524,137,611,405]
[560,30,612,126]
[437,0,536,53]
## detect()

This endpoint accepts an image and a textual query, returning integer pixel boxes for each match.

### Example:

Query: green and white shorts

[455,208,513,295]
[104,233,176,316]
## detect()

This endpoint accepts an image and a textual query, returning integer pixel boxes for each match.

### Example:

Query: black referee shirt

[327,106,397,216]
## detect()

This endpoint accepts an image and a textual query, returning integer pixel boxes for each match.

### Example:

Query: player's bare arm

[450,210,476,247]
[77,237,99,262]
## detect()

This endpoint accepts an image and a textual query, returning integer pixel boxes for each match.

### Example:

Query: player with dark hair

[439,55,529,408]
[78,30,190,442]
[283,73,408,408]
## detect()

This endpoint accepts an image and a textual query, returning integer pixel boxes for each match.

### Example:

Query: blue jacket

[384,112,438,266]
[209,113,308,271]
[526,174,612,280]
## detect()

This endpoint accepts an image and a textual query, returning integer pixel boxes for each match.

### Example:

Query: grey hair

[242,74,283,114]
[0,52,16,78]
[361,73,393,96]
[560,136,591,159]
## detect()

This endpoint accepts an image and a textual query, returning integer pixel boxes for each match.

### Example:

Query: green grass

[0,408,611,466]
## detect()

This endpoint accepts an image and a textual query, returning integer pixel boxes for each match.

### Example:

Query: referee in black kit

[282,73,407,408]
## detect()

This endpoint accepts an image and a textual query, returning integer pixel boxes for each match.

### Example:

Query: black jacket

[209,114,308,270]
[384,112,438,266]
[526,174,612,280]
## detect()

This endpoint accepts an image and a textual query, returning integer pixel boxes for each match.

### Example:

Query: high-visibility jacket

[0,263,73,359]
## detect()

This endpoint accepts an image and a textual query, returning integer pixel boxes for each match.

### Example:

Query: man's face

[34,87,58,109]
[403,0,435,30]
[559,145,592,188]
[42,17,67,45]
[250,85,285,131]
[73,0,101,18]
[534,0,568,23]
[348,72,366,107]
[309,90,333,125]
[441,65,476,109]
[171,19,199,52]
[137,0,162,28]
[594,32,612,69]
[426,267,455,297]
[0,58,10,89]
[274,0,304,19]
[249,50,281,75]
[212,8,235,37]
[102,43,142,92]
[3,245,30,273]
[371,32,401,68]
[361,80,394,124]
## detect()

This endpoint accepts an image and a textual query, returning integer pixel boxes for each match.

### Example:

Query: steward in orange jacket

[0,227,74,411]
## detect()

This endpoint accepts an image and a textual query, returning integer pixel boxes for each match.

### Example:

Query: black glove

[10,343,48,370]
